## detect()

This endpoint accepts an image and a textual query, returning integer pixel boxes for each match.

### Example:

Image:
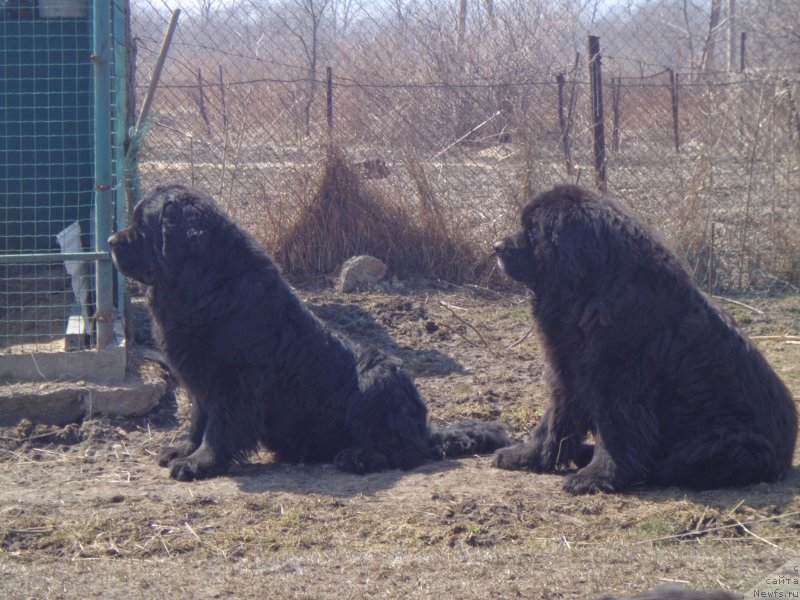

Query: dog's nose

[107,233,119,247]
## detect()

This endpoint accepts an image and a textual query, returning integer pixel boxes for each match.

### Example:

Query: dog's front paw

[157,439,200,467]
[164,445,227,481]
[492,442,547,471]
[168,457,204,481]
[167,456,227,481]
[562,469,615,495]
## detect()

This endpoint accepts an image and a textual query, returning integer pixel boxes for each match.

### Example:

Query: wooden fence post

[196,68,211,135]
[740,31,747,72]
[611,76,621,153]
[218,64,228,133]
[668,68,680,153]
[588,35,607,191]
[556,73,574,175]
[326,66,333,140]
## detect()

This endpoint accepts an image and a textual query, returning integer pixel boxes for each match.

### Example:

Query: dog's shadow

[308,301,465,378]
[231,458,462,497]
[131,295,464,378]
[621,466,800,515]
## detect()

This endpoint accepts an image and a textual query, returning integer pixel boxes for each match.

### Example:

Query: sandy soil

[1,283,798,599]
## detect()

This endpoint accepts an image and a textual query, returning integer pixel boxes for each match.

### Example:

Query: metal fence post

[114,0,130,321]
[93,0,114,349]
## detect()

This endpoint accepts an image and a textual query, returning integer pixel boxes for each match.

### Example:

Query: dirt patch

[1,285,798,599]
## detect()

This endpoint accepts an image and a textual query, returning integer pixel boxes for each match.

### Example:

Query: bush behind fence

[130,0,800,293]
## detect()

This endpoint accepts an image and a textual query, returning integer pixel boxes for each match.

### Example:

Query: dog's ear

[161,199,208,261]
[550,215,600,277]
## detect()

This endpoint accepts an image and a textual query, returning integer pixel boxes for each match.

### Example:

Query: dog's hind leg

[333,417,431,473]
[429,420,511,458]
[652,430,786,489]
[341,350,432,473]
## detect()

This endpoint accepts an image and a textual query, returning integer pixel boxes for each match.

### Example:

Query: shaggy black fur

[596,586,737,600]
[492,184,797,494]
[108,184,509,481]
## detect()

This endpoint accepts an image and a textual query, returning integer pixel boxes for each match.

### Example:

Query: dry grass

[272,145,404,275]
[0,289,798,598]
[271,144,489,282]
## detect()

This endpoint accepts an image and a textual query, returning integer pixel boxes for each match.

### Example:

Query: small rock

[338,255,388,293]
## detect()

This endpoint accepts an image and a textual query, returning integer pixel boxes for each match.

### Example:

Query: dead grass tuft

[272,144,489,282]
[273,145,404,275]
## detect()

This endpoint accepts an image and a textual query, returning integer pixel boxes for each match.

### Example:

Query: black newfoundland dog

[493,184,797,494]
[108,184,509,481]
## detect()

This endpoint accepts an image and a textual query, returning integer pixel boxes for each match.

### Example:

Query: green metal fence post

[93,0,114,349]
[113,0,129,318]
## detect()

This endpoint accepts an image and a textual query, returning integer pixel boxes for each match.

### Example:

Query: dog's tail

[428,420,511,459]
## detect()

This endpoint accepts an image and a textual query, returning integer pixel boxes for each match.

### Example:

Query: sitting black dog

[108,184,509,480]
[493,184,797,494]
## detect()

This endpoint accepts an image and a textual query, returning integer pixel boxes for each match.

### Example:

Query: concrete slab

[0,347,170,426]
[0,344,127,385]
[0,317,127,384]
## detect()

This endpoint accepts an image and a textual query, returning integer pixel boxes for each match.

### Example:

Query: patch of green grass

[629,517,674,541]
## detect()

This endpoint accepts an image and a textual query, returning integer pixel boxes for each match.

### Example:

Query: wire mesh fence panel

[0,261,95,352]
[0,15,94,256]
[130,0,798,293]
[0,1,125,353]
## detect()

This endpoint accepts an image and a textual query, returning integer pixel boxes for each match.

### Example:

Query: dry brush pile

[269,144,497,284]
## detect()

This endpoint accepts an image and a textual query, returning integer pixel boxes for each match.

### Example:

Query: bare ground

[1,283,798,599]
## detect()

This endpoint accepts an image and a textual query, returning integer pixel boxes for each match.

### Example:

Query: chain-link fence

[131,0,800,293]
